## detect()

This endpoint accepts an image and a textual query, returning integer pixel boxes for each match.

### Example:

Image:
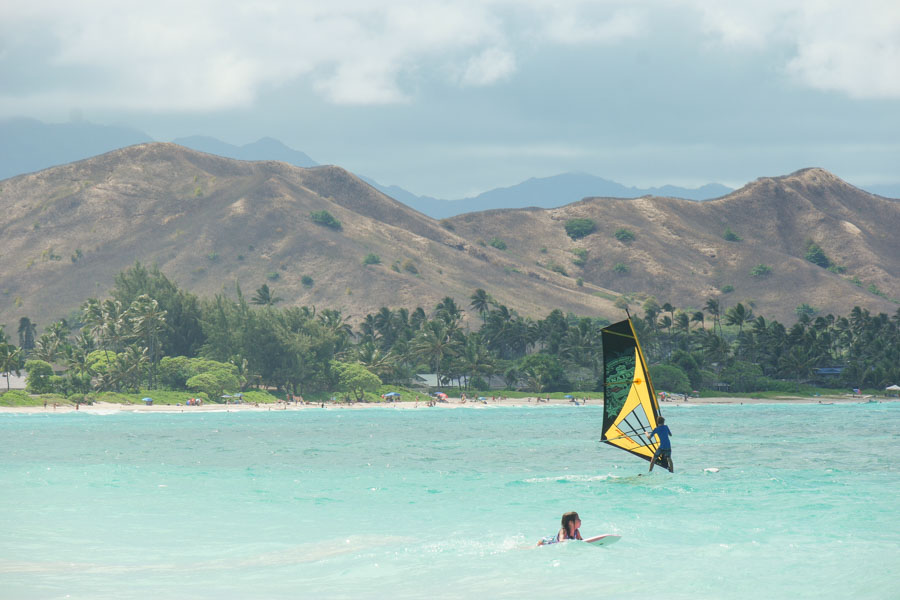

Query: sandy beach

[1,394,895,413]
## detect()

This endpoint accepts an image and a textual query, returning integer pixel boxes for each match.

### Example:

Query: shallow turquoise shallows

[1,403,898,599]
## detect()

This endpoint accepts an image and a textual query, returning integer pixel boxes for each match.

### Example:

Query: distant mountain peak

[171,135,318,168]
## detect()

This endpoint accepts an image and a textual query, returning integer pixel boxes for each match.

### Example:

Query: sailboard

[584,534,621,546]
[600,318,670,471]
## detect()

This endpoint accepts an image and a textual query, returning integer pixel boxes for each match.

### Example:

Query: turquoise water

[1,403,898,599]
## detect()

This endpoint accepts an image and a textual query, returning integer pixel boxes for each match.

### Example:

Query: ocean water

[1,402,898,600]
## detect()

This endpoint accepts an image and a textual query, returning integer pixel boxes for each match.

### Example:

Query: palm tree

[17,317,37,353]
[106,345,149,392]
[374,307,396,348]
[359,314,378,344]
[459,334,496,389]
[642,298,661,331]
[662,302,675,326]
[778,346,814,391]
[724,303,754,333]
[690,311,705,330]
[434,297,462,324]
[413,320,461,387]
[470,289,492,325]
[65,346,93,393]
[675,311,690,334]
[81,298,106,351]
[704,298,722,335]
[33,334,61,363]
[318,309,353,352]
[0,344,22,391]
[251,284,283,306]
[130,295,168,389]
[101,299,129,355]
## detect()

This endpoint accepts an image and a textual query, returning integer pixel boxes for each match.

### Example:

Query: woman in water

[538,511,583,545]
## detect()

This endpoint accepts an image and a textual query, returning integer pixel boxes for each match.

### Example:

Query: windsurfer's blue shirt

[649,424,671,449]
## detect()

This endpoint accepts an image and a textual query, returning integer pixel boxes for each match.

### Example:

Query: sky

[1,0,899,198]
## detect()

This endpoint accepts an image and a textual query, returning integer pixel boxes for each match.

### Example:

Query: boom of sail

[600,318,663,463]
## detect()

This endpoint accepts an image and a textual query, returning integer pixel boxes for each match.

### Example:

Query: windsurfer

[648,417,673,472]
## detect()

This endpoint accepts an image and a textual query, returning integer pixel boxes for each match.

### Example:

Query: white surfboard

[583,534,621,546]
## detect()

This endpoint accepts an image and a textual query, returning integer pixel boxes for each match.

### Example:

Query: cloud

[541,6,644,45]
[460,47,516,87]
[687,0,900,99]
[0,0,897,115]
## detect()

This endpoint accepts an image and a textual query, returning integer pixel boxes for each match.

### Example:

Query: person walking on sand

[538,511,583,545]
[648,417,673,473]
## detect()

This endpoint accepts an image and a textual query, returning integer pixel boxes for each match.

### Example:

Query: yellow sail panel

[600,318,663,463]
[603,347,659,459]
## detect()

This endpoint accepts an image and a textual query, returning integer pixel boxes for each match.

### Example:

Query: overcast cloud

[1,0,898,196]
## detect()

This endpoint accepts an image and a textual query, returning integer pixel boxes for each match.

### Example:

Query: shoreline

[0,394,896,414]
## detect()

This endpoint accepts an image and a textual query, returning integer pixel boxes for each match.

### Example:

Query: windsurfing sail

[600,318,663,463]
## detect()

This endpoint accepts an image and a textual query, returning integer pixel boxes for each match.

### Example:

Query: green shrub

[614,228,635,243]
[489,237,507,250]
[804,241,830,268]
[795,303,817,318]
[564,219,596,240]
[266,272,280,281]
[613,262,629,274]
[402,259,418,274]
[720,284,734,293]
[571,248,587,266]
[301,275,314,287]
[310,210,342,230]
[723,227,742,242]
[649,364,691,394]
[0,390,37,406]
[159,356,241,390]
[750,264,772,277]
[720,361,767,393]
[186,369,241,399]
[25,359,54,394]
[362,253,381,266]
[576,277,584,287]
[548,262,568,276]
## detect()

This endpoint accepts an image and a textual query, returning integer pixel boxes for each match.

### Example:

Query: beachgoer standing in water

[538,511,583,545]
[648,417,673,472]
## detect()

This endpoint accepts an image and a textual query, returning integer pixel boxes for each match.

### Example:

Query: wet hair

[561,511,580,539]
[658,417,666,425]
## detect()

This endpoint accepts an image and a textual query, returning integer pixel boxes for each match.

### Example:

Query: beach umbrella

[886,385,900,391]
[142,397,153,405]
[564,394,574,399]
[384,392,401,397]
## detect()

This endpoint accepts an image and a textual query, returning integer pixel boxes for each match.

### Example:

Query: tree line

[2,262,899,398]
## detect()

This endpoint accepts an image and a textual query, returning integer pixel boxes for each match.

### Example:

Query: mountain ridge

[0,145,897,330]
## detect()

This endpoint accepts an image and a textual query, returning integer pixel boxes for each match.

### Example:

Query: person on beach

[537,511,583,545]
[648,417,673,473]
